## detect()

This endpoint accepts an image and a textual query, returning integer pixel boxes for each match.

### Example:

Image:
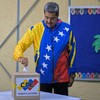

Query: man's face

[44,11,58,28]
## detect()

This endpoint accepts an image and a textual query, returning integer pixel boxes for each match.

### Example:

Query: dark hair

[44,2,59,16]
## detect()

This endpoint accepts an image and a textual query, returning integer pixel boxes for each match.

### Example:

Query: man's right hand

[18,57,28,67]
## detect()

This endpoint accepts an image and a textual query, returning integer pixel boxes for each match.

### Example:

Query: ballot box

[11,72,40,100]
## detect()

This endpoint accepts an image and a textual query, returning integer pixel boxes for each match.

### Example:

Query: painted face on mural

[44,11,58,28]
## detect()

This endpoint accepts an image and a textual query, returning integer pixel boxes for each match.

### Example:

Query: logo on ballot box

[16,77,39,96]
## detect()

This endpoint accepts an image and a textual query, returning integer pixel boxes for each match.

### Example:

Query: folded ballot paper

[11,66,40,100]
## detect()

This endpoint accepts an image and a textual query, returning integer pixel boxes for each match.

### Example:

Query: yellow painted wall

[0,0,100,100]
[0,0,17,91]
[71,0,100,6]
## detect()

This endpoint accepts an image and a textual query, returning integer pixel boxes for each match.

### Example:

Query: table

[0,91,82,100]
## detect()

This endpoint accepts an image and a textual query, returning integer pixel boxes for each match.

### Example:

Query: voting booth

[12,72,40,100]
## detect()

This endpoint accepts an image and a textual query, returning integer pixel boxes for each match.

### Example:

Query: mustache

[46,22,52,24]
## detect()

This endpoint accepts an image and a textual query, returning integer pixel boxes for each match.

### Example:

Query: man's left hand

[68,74,75,87]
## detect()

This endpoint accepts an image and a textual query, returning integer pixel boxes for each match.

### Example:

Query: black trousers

[40,82,69,96]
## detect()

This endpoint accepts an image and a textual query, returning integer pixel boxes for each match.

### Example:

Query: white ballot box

[11,72,40,100]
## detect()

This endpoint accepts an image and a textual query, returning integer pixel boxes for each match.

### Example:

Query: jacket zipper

[50,29,54,83]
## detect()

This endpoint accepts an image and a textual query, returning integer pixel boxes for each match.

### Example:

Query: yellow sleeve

[13,28,33,60]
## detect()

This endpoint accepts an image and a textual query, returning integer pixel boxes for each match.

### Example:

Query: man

[13,2,77,96]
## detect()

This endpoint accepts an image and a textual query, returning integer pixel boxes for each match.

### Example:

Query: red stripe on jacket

[54,49,70,82]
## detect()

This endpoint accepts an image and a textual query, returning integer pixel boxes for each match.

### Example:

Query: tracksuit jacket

[13,19,77,84]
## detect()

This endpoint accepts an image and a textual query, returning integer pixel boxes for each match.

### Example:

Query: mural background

[69,7,100,80]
